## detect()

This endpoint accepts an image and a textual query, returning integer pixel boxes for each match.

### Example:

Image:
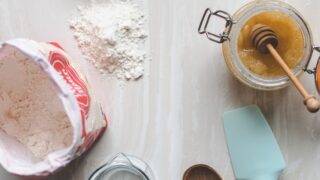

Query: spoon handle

[267,44,320,113]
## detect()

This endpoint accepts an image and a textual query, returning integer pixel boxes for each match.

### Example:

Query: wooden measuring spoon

[183,164,222,180]
[251,24,320,113]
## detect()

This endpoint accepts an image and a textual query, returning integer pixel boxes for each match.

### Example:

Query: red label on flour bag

[0,39,107,178]
[49,51,91,137]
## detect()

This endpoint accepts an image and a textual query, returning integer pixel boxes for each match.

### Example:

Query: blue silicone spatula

[223,105,285,180]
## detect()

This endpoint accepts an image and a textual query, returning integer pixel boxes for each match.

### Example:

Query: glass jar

[198,0,320,91]
[89,153,155,180]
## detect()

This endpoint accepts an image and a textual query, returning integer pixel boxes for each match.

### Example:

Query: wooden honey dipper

[251,24,320,113]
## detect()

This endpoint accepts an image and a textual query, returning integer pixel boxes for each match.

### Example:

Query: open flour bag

[0,39,107,178]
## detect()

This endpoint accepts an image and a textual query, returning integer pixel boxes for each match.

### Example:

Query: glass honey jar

[199,0,320,92]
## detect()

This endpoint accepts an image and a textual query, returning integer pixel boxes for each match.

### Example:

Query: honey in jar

[199,0,316,91]
[237,11,304,77]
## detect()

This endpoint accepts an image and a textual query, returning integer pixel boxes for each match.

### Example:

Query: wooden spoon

[251,24,320,113]
[183,164,222,180]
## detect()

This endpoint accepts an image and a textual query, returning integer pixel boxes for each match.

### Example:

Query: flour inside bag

[0,39,107,177]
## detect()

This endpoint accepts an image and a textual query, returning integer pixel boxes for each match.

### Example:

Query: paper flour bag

[0,39,107,178]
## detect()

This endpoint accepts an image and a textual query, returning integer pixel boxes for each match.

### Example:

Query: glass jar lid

[89,153,154,180]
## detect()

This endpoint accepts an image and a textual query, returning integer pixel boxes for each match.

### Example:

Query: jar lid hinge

[198,8,235,43]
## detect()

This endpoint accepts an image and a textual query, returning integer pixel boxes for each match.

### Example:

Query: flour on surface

[0,46,73,160]
[70,0,149,80]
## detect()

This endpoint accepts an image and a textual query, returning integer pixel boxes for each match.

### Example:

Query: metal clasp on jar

[198,8,236,43]
[304,45,320,93]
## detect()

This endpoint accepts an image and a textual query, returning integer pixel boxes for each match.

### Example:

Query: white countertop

[1,0,320,179]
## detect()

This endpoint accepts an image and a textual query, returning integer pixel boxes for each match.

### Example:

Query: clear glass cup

[89,153,155,180]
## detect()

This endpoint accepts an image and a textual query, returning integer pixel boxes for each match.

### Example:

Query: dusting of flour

[70,0,148,80]
[0,46,73,159]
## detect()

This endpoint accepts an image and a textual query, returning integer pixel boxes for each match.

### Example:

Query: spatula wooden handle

[267,44,320,113]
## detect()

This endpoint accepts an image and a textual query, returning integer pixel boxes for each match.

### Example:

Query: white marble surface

[0,0,320,179]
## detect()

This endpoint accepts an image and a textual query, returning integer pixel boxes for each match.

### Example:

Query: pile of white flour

[0,46,73,159]
[70,0,148,80]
